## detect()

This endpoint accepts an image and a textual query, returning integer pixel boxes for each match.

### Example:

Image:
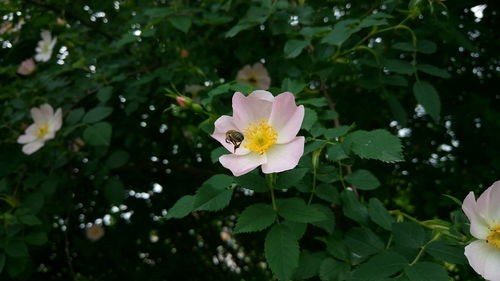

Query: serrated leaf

[392,222,425,249]
[265,224,300,281]
[169,16,192,33]
[327,145,348,161]
[341,189,368,224]
[281,78,307,94]
[83,122,112,146]
[324,126,351,139]
[345,227,384,258]
[310,204,335,234]
[193,175,234,211]
[425,241,466,264]
[319,257,349,281]
[282,220,307,240]
[276,168,308,189]
[235,170,267,192]
[66,108,85,125]
[413,81,441,122]
[295,251,327,280]
[350,129,403,162]
[284,39,309,58]
[352,250,408,280]
[166,195,195,219]
[83,107,113,123]
[277,198,327,223]
[344,169,380,190]
[302,107,318,130]
[368,198,394,230]
[234,204,276,233]
[321,19,360,46]
[405,262,449,281]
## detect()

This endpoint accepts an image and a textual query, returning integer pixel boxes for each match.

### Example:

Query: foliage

[0,0,498,280]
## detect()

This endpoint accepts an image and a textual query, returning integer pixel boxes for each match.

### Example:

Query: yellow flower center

[248,75,258,86]
[242,119,277,155]
[487,225,500,250]
[37,123,49,137]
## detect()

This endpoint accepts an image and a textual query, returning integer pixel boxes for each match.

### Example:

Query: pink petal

[232,92,273,130]
[465,240,500,281]
[256,77,271,90]
[236,65,253,81]
[479,181,500,225]
[268,92,305,144]
[462,192,490,239]
[249,90,274,102]
[40,104,54,119]
[50,108,63,131]
[219,152,265,176]
[22,141,44,155]
[211,115,249,155]
[261,136,304,174]
[31,107,45,124]
[17,133,37,144]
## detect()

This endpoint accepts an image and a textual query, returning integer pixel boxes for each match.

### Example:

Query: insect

[225,130,245,152]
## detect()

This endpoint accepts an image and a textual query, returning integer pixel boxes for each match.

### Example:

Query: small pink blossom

[17,58,36,75]
[211,91,304,176]
[176,96,188,108]
[463,180,500,281]
[236,63,271,90]
[17,104,62,155]
[181,49,189,58]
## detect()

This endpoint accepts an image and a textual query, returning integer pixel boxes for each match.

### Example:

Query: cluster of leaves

[0,0,497,280]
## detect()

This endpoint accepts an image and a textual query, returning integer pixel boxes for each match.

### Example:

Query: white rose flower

[17,104,62,155]
[34,30,57,62]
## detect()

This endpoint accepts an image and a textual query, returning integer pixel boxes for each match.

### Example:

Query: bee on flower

[17,104,62,155]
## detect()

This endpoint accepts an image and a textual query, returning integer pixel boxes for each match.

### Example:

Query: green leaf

[310,204,335,234]
[97,86,113,103]
[193,175,234,211]
[425,241,467,264]
[340,190,368,223]
[83,122,112,146]
[281,78,307,94]
[344,169,380,190]
[345,227,384,258]
[417,64,450,78]
[384,59,414,75]
[299,97,327,107]
[265,224,300,281]
[168,16,192,33]
[277,198,327,223]
[0,253,5,273]
[19,215,42,226]
[284,39,309,58]
[392,222,425,249]
[405,262,449,281]
[349,129,403,162]
[25,232,48,245]
[302,107,318,130]
[276,168,308,189]
[235,170,267,192]
[103,178,125,205]
[413,81,441,121]
[295,251,327,280]
[282,220,307,240]
[326,145,348,161]
[210,147,227,164]
[234,204,276,233]
[66,108,85,125]
[352,251,408,280]
[166,195,195,219]
[83,107,113,123]
[319,257,349,281]
[387,95,408,127]
[105,150,130,169]
[325,234,350,261]
[225,23,253,38]
[324,126,351,139]
[321,19,360,46]
[368,198,394,230]
[6,239,28,258]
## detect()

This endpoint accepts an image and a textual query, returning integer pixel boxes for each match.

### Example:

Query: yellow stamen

[37,123,49,137]
[242,119,277,155]
[486,225,500,250]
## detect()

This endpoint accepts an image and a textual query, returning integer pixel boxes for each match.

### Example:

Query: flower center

[242,119,277,155]
[37,123,49,137]
[248,75,258,86]
[486,225,500,250]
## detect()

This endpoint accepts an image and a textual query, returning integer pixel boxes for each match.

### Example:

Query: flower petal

[211,115,249,155]
[477,181,500,226]
[31,107,45,124]
[40,104,54,119]
[17,133,37,144]
[236,65,253,81]
[219,152,265,177]
[463,192,490,239]
[50,108,63,131]
[22,141,44,155]
[269,92,305,144]
[261,136,304,174]
[465,240,500,281]
[232,92,273,130]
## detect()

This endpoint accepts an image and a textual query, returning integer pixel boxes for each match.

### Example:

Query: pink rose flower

[17,58,36,75]
[462,180,500,281]
[17,104,62,155]
[211,91,305,176]
[236,63,271,90]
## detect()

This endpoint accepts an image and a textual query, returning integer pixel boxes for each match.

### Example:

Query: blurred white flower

[34,30,57,62]
[236,63,271,90]
[17,58,36,75]
[86,224,105,241]
[463,181,500,281]
[17,104,62,155]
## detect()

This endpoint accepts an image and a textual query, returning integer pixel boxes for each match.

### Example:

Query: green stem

[409,234,440,266]
[266,173,278,213]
